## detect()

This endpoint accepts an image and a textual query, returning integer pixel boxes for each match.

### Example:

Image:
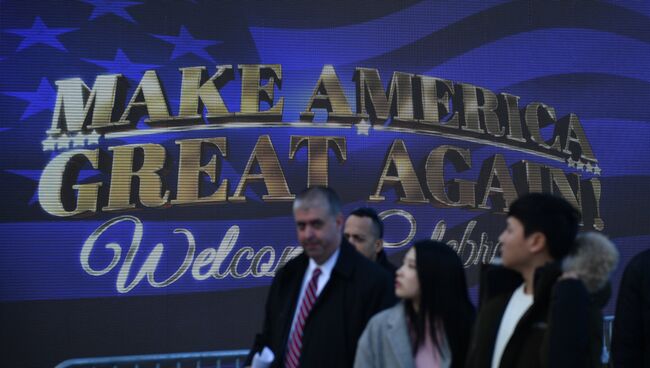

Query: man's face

[498,216,534,271]
[344,215,381,261]
[294,200,343,265]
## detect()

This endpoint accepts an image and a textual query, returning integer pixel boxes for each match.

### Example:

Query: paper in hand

[251,346,274,368]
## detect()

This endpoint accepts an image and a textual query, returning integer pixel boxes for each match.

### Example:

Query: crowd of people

[245,186,648,368]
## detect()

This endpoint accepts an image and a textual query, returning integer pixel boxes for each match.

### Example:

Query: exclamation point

[590,178,604,231]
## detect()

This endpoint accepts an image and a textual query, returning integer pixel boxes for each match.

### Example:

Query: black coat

[247,239,396,368]
[376,249,397,277]
[546,278,610,368]
[612,249,650,368]
[466,263,606,368]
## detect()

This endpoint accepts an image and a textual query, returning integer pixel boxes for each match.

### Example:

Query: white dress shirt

[288,247,340,337]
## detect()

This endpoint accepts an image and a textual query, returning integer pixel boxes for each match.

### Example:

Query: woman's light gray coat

[354,303,450,368]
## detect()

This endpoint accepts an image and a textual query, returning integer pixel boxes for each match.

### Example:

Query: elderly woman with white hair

[547,231,619,368]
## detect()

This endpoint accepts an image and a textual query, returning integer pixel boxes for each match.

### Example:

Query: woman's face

[395,247,420,301]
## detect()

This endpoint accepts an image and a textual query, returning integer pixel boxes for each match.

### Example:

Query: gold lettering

[524,102,562,151]
[177,65,233,121]
[51,75,126,134]
[512,160,545,194]
[426,145,475,207]
[370,139,427,203]
[238,64,283,121]
[173,137,228,205]
[39,149,102,217]
[104,144,170,210]
[300,65,354,122]
[231,135,294,201]
[582,178,604,231]
[289,136,347,187]
[118,70,172,125]
[355,68,415,123]
[477,154,518,212]
[460,83,502,136]
[498,93,525,142]
[548,166,582,214]
[418,76,458,128]
[561,113,597,162]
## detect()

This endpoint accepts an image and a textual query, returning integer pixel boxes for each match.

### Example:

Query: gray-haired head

[562,232,619,292]
[293,186,342,217]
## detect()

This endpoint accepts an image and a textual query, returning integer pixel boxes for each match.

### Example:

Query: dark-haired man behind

[246,187,395,368]
[466,192,587,368]
[344,207,397,275]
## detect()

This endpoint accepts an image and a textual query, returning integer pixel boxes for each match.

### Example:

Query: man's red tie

[284,268,322,368]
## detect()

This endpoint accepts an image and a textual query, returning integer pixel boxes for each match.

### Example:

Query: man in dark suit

[344,207,397,275]
[246,186,395,368]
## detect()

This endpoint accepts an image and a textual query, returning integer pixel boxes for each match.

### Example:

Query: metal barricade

[602,315,615,367]
[53,314,618,367]
[55,349,250,368]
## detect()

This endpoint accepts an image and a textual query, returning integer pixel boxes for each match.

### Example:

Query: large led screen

[1,0,649,366]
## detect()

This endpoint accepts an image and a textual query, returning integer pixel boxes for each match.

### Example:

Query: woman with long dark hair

[354,240,475,368]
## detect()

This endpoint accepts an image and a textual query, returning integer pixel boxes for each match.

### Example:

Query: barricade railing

[55,315,616,368]
[55,349,250,368]
[602,315,615,366]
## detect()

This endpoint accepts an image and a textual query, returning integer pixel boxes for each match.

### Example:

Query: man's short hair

[349,207,384,239]
[294,186,342,217]
[507,192,581,260]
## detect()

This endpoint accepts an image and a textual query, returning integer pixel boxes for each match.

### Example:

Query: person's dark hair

[349,207,384,239]
[404,240,476,368]
[294,186,342,217]
[507,192,581,260]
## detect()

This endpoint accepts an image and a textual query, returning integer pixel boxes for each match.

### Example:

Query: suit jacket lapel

[279,255,309,350]
[311,240,353,312]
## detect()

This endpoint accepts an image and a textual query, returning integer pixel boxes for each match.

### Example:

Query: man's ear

[527,232,547,254]
[374,238,384,254]
[335,213,344,229]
